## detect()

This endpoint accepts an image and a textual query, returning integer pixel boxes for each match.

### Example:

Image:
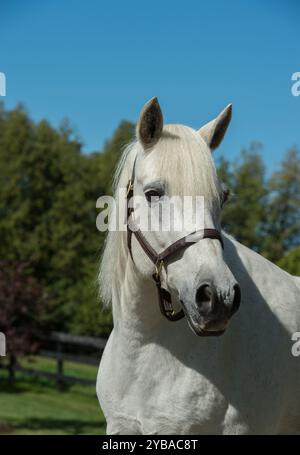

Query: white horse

[97,98,300,434]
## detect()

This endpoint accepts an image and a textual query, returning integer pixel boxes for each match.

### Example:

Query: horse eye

[145,189,162,203]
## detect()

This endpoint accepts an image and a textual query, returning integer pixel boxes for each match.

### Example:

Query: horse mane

[99,124,221,306]
[99,140,137,306]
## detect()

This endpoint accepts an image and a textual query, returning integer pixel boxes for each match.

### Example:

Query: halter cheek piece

[126,156,224,322]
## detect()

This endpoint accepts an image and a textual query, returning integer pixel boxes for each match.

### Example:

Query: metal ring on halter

[154,260,164,280]
[126,180,134,196]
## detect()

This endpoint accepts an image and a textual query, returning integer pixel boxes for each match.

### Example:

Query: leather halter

[126,156,224,322]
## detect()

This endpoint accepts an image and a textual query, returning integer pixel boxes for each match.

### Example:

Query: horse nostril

[196,283,211,303]
[195,283,217,315]
[231,283,241,314]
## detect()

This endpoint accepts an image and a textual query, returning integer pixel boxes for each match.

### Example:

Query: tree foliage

[0,260,48,355]
[263,148,300,262]
[0,103,117,336]
[277,246,300,276]
[218,143,268,252]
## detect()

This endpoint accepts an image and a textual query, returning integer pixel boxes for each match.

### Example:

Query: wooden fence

[0,331,107,389]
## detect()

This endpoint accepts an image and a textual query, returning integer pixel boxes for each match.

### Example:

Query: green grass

[0,356,106,435]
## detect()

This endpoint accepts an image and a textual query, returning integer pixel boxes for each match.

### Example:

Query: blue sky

[1,0,299,171]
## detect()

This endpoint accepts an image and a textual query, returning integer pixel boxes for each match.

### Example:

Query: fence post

[8,354,16,385]
[56,340,64,390]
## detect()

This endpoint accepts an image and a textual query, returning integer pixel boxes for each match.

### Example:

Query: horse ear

[198,104,232,151]
[137,97,163,148]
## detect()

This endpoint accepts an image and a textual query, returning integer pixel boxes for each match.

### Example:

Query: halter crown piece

[126,157,224,322]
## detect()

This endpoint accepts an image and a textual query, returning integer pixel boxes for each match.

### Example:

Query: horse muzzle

[180,281,241,336]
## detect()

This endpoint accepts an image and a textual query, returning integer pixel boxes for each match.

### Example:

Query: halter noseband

[126,156,224,322]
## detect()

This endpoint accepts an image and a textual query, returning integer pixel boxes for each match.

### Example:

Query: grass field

[0,356,106,435]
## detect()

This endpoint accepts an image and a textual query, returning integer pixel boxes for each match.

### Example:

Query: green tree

[0,105,106,332]
[218,143,268,252]
[277,246,300,276]
[263,148,300,262]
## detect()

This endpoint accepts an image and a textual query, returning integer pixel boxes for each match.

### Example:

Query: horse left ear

[137,97,163,148]
[198,104,232,151]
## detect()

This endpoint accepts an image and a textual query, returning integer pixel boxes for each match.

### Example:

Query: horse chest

[98,335,236,434]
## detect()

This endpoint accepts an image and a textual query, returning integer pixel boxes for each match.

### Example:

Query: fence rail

[0,331,107,388]
[46,331,107,350]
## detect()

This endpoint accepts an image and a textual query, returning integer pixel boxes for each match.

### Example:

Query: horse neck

[111,251,166,336]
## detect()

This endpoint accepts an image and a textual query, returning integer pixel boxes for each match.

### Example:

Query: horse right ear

[198,104,232,151]
[137,97,163,148]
